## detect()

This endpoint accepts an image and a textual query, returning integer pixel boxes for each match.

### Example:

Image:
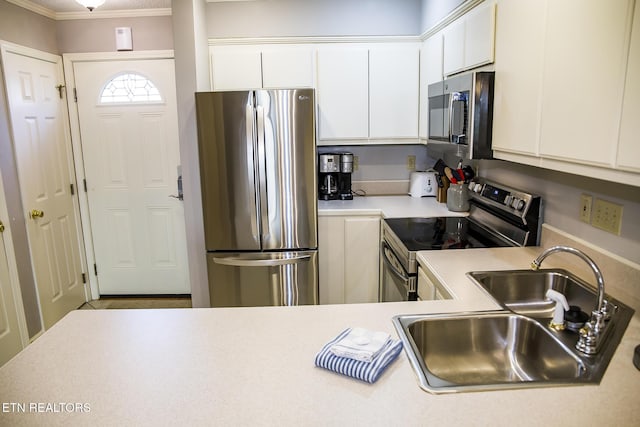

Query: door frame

[62,50,176,299]
[0,155,29,350]
[0,39,87,334]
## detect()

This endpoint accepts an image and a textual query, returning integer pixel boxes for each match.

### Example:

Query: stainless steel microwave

[427,71,494,159]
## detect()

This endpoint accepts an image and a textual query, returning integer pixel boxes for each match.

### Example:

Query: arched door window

[99,72,162,103]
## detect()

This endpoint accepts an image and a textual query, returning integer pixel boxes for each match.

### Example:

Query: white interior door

[73,59,189,295]
[0,172,25,367]
[1,47,86,328]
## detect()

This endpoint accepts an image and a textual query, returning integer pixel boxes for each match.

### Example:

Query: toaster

[408,170,437,197]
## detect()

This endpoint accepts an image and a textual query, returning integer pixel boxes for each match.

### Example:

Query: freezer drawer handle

[212,255,311,267]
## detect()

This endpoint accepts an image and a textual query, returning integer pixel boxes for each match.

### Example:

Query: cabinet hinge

[73,88,78,103]
[83,179,87,192]
[94,263,98,276]
[82,273,86,284]
[56,84,65,99]
[70,183,75,195]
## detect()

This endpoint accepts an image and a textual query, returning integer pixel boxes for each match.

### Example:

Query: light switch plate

[407,155,416,171]
[579,194,592,223]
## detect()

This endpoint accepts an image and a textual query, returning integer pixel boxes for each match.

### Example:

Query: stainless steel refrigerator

[195,89,318,307]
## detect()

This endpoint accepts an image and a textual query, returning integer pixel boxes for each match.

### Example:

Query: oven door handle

[381,241,410,282]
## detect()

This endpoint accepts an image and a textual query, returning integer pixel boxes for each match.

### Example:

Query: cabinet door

[443,19,465,75]
[369,46,420,139]
[317,48,369,140]
[464,0,496,69]
[318,216,344,305]
[417,266,436,301]
[344,217,380,304]
[210,48,263,90]
[420,33,444,139]
[492,0,546,155]
[617,3,640,172]
[539,0,633,165]
[262,47,314,89]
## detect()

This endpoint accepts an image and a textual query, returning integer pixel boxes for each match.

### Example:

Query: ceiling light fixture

[76,0,106,12]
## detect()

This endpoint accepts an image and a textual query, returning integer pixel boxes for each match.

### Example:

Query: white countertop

[1,247,639,426]
[318,195,466,218]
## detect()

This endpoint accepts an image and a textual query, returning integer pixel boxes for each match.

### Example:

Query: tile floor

[79,296,192,310]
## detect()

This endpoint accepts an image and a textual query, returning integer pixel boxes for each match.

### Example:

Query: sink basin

[393,312,586,393]
[394,268,634,393]
[467,269,598,318]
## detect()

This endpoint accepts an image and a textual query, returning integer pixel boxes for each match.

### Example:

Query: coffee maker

[338,153,353,200]
[318,153,353,200]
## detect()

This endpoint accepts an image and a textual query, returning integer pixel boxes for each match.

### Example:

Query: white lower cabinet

[318,215,380,304]
[417,265,450,301]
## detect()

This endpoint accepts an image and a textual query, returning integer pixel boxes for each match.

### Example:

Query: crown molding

[5,0,171,20]
[208,35,422,47]
[6,0,56,19]
[418,0,485,39]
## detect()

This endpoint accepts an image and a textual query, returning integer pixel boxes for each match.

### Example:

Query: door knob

[0,220,4,233]
[29,209,45,219]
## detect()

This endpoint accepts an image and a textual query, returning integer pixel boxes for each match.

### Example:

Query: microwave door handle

[246,102,260,241]
[448,91,456,143]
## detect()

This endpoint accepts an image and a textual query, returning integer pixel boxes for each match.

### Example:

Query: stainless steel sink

[393,312,587,393]
[394,269,634,393]
[467,268,598,318]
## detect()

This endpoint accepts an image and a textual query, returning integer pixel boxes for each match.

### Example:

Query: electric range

[380,178,542,301]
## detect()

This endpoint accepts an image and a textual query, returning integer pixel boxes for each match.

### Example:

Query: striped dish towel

[314,328,403,384]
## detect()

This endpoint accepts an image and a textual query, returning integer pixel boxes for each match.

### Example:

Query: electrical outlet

[353,155,359,172]
[580,194,592,223]
[591,198,623,235]
[407,155,416,171]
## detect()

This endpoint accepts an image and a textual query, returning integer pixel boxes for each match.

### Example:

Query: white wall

[479,160,640,264]
[206,0,422,38]
[57,16,174,53]
[420,0,465,32]
[172,0,211,308]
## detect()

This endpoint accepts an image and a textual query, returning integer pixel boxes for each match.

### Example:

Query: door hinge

[83,179,87,192]
[70,183,75,195]
[82,273,86,284]
[56,84,65,99]
[73,88,78,102]
[94,263,98,276]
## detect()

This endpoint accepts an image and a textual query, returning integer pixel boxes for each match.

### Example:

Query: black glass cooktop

[385,217,512,252]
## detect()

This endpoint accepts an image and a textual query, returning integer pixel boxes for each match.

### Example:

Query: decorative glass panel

[99,73,162,103]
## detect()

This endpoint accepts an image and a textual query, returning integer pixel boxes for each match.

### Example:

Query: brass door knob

[29,209,45,219]
[0,221,4,233]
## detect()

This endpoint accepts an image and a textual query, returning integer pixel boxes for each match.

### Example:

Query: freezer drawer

[207,251,318,307]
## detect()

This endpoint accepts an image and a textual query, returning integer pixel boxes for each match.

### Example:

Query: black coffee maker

[318,153,353,200]
[338,153,353,200]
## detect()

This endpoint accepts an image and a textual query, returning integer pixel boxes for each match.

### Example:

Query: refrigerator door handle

[212,254,311,267]
[246,102,260,241]
[256,104,269,241]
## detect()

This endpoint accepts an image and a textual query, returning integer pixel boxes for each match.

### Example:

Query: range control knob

[511,198,525,210]
[474,183,483,193]
[468,181,476,191]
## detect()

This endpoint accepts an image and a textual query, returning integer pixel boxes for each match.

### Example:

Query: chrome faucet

[531,245,614,354]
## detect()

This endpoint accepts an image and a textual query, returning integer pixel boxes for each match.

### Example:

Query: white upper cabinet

[210,46,314,91]
[210,47,263,91]
[369,46,420,139]
[316,47,370,140]
[420,32,444,139]
[617,2,640,172]
[443,0,496,76]
[261,47,314,89]
[538,0,633,166]
[492,0,546,155]
[442,19,465,75]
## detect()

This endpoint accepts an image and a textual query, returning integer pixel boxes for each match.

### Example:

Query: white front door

[73,58,189,295]
[1,46,86,328]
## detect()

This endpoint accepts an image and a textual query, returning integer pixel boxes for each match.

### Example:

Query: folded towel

[315,328,403,384]
[329,327,391,362]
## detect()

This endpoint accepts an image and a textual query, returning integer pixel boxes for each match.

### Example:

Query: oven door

[380,241,417,302]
